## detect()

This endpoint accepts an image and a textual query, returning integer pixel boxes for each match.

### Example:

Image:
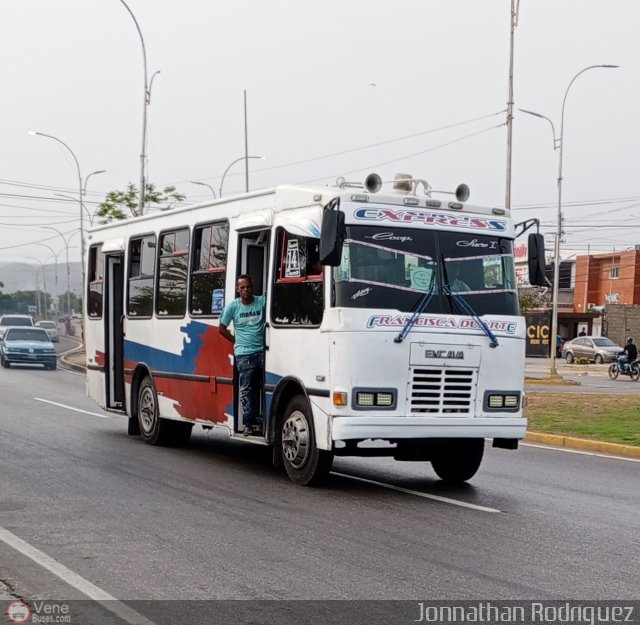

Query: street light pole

[118,0,156,216]
[219,156,265,198]
[27,257,47,318]
[504,0,520,211]
[520,64,618,377]
[33,243,60,317]
[28,130,85,305]
[38,226,71,316]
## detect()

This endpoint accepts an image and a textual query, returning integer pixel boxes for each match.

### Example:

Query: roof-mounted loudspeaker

[364,173,382,193]
[455,183,470,202]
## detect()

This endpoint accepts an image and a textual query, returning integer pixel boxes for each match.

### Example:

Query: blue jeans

[618,355,629,371]
[235,351,264,427]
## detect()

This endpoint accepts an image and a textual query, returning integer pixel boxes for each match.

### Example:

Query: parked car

[35,320,59,342]
[0,314,34,340]
[562,336,623,364]
[0,326,57,370]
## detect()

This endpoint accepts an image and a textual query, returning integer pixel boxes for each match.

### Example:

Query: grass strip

[525,393,640,446]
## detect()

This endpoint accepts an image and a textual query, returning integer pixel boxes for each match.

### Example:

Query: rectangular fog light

[376,392,394,406]
[488,395,504,408]
[356,392,375,406]
[504,395,519,408]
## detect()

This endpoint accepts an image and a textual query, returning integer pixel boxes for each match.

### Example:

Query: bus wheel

[430,438,484,483]
[138,376,172,445]
[281,396,333,486]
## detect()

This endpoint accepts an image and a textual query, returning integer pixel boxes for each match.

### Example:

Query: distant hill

[0,261,82,295]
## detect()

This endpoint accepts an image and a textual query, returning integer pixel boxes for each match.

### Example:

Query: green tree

[96,183,186,222]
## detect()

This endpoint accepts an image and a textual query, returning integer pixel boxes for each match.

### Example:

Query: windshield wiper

[443,284,499,348]
[441,258,498,348]
[394,284,435,344]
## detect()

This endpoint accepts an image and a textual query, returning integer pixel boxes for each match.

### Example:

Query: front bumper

[3,353,57,366]
[332,416,527,441]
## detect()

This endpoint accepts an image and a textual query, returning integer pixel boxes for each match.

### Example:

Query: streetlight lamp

[520,64,618,377]
[219,156,265,198]
[83,169,106,196]
[190,181,217,199]
[28,130,86,299]
[118,0,157,216]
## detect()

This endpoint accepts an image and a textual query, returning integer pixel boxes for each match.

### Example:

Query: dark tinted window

[156,228,189,317]
[333,226,518,316]
[0,316,33,327]
[271,228,323,327]
[5,328,50,342]
[88,244,103,318]
[190,222,229,317]
[127,235,156,318]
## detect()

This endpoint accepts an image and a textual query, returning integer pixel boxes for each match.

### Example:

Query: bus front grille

[409,368,475,414]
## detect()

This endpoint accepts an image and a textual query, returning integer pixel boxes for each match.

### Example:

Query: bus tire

[430,438,484,483]
[281,396,333,486]
[138,376,172,445]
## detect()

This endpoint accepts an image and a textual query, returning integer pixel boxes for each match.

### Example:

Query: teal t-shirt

[220,295,266,356]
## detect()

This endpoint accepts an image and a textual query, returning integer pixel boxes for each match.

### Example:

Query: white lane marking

[522,442,640,463]
[332,472,501,513]
[34,398,116,419]
[0,525,159,625]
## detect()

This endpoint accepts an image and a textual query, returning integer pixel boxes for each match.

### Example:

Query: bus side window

[88,244,103,318]
[272,228,323,326]
[190,221,229,317]
[156,228,189,318]
[127,234,156,318]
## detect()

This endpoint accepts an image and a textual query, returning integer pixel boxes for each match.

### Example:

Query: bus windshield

[332,226,519,316]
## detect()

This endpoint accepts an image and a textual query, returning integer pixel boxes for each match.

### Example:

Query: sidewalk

[525,357,610,380]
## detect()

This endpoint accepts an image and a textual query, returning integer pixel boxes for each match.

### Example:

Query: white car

[0,314,34,340]
[36,320,59,343]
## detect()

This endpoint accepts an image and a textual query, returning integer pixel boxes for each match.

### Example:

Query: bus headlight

[353,388,396,410]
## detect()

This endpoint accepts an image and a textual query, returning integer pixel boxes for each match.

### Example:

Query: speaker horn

[455,183,470,202]
[364,173,382,193]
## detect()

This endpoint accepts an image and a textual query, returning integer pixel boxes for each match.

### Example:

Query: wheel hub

[282,411,309,469]
[139,388,155,433]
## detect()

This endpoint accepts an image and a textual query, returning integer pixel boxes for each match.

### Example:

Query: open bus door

[235,230,270,436]
[104,253,125,410]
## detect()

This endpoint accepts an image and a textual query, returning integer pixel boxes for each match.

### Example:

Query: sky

[1,0,639,279]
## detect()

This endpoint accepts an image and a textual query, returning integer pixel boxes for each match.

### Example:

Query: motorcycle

[608,358,640,381]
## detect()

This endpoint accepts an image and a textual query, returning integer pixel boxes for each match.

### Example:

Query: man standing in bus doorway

[219,275,266,436]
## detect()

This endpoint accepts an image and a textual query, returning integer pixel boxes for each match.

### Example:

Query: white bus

[84,173,546,486]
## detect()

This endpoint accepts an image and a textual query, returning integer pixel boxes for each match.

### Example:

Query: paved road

[0,363,638,619]
[526,358,640,393]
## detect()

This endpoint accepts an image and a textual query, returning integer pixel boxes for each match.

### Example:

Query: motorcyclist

[617,337,637,372]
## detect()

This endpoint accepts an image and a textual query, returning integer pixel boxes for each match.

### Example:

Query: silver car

[562,336,623,364]
[36,320,59,343]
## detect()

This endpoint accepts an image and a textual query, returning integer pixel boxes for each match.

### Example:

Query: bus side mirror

[319,197,345,266]
[527,233,547,286]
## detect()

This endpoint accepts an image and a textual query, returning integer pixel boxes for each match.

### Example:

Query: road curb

[59,343,85,373]
[526,432,640,459]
